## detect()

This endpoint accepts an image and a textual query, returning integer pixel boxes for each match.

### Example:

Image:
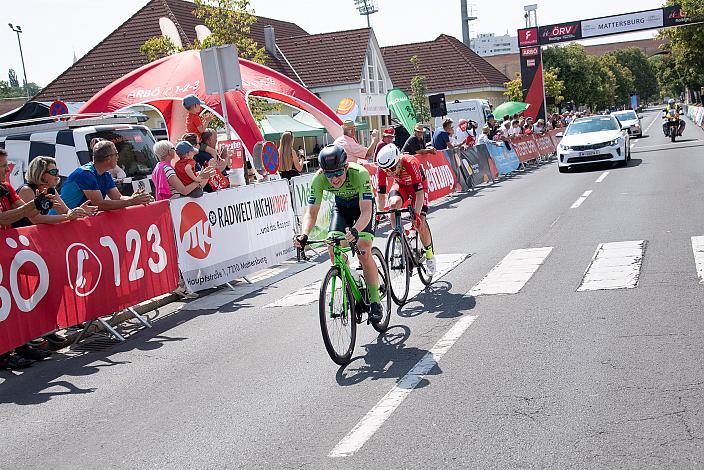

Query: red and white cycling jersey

[377,154,428,194]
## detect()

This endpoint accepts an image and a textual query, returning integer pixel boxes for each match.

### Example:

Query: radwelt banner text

[170,181,296,291]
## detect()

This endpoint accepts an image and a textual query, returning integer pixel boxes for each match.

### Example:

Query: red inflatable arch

[79,49,343,155]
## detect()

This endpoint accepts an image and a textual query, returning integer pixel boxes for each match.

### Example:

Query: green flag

[386,88,417,134]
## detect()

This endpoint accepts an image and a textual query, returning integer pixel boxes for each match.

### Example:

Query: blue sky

[2,0,663,87]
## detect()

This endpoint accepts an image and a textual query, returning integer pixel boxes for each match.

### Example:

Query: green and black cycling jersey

[308,162,374,208]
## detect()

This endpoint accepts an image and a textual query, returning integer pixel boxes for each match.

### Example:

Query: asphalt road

[2,109,703,469]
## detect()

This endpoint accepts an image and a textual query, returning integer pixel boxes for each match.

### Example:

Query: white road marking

[468,247,553,296]
[570,190,593,209]
[329,314,479,458]
[577,240,646,291]
[644,115,659,134]
[691,236,704,283]
[266,253,468,308]
[595,171,609,183]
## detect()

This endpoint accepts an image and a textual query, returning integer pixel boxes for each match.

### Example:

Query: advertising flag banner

[386,89,417,134]
[519,46,546,122]
[0,202,179,354]
[169,181,296,292]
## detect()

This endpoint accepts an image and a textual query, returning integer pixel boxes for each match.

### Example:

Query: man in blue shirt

[432,118,463,151]
[61,140,153,210]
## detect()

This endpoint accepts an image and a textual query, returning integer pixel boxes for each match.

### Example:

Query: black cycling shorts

[329,201,375,241]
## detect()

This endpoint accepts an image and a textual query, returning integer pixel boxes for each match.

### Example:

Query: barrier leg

[72,321,95,345]
[97,318,125,342]
[226,282,238,290]
[127,307,152,329]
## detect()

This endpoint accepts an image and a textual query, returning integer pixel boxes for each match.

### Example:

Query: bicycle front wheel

[371,246,392,333]
[385,230,410,305]
[319,266,356,365]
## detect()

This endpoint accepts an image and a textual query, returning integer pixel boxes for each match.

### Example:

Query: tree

[0,79,41,99]
[409,55,431,123]
[606,48,658,102]
[503,68,564,112]
[660,0,704,97]
[600,55,635,107]
[139,36,182,62]
[543,44,595,108]
[8,69,19,88]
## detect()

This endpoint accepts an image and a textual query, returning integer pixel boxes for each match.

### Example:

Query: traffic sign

[49,100,69,117]
[261,141,279,175]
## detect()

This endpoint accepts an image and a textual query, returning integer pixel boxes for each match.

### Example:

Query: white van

[433,99,493,129]
[0,114,158,195]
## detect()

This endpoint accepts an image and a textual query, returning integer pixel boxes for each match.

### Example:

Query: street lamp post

[8,23,29,99]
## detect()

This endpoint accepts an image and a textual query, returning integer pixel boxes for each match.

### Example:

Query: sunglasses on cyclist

[323,168,345,178]
[45,168,60,176]
[382,164,400,174]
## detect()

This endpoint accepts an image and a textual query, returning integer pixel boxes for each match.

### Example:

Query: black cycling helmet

[318,144,347,171]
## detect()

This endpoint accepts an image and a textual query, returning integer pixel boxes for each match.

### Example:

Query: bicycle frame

[380,208,420,270]
[330,243,365,318]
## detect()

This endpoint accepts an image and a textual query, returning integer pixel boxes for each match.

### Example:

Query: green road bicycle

[297,237,391,365]
[376,207,433,305]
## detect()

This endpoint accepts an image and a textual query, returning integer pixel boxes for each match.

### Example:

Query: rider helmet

[668,98,676,105]
[318,144,347,171]
[376,144,401,170]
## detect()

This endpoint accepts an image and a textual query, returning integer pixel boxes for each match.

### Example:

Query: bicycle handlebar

[376,207,411,216]
[295,234,365,262]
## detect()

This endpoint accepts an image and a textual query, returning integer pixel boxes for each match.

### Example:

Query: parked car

[557,115,631,173]
[612,110,643,137]
[0,113,159,195]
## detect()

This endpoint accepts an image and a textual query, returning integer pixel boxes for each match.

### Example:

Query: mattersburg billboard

[581,9,663,38]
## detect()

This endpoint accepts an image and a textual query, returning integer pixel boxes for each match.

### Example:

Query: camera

[34,193,54,214]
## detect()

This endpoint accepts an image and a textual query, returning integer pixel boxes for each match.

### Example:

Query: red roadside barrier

[0,201,179,354]
[509,134,542,162]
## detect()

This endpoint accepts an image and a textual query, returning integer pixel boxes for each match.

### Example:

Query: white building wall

[470,33,519,57]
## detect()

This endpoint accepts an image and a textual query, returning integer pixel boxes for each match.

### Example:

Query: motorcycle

[663,109,681,142]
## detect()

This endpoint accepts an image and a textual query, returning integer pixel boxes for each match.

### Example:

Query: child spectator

[174,141,206,197]
[182,94,217,159]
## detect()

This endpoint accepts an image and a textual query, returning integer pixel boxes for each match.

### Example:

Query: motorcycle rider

[662,98,685,137]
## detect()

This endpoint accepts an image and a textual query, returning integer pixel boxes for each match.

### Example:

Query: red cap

[382,128,395,137]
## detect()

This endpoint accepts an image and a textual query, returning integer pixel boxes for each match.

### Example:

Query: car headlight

[559,144,572,151]
[633,124,641,128]
[609,139,620,146]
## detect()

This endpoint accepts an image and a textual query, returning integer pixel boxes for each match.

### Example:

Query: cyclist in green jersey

[294,144,384,323]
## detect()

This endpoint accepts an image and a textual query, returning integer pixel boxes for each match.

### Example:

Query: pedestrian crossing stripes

[577,240,646,291]
[468,247,553,296]
[691,236,704,284]
[265,254,469,308]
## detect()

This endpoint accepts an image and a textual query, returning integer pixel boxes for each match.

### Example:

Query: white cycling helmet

[376,144,401,169]
[668,98,676,105]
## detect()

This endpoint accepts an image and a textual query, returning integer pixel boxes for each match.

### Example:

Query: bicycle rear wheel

[371,246,392,333]
[385,230,410,305]
[416,219,434,286]
[319,266,356,365]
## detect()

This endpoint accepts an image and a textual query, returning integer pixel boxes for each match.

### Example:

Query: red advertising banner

[533,133,557,156]
[363,151,457,203]
[509,134,541,162]
[0,201,179,353]
[218,139,245,169]
[548,129,563,148]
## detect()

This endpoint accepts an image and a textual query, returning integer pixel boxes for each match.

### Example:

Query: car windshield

[614,111,637,121]
[85,127,158,178]
[565,117,620,135]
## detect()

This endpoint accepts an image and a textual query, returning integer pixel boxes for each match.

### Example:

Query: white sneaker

[425,257,436,276]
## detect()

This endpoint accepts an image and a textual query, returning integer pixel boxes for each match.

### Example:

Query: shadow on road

[397,280,476,319]
[335,324,439,387]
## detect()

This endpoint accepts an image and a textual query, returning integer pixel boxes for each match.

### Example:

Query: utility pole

[8,23,29,99]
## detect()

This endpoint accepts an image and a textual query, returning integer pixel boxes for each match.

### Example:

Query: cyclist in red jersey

[376,144,435,275]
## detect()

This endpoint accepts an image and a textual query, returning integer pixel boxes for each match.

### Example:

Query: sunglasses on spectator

[323,168,345,178]
[45,168,60,176]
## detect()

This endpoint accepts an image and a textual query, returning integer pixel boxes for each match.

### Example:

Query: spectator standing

[476,125,491,146]
[151,141,213,201]
[432,118,463,151]
[533,119,546,134]
[374,128,395,160]
[402,123,434,155]
[452,119,472,147]
[508,119,522,137]
[486,114,501,140]
[61,141,152,210]
[333,120,379,163]
[278,130,303,180]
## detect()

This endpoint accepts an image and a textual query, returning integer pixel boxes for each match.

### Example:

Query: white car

[557,115,631,173]
[612,110,643,137]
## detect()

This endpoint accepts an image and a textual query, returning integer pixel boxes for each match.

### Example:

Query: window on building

[367,56,375,94]
[377,68,384,95]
